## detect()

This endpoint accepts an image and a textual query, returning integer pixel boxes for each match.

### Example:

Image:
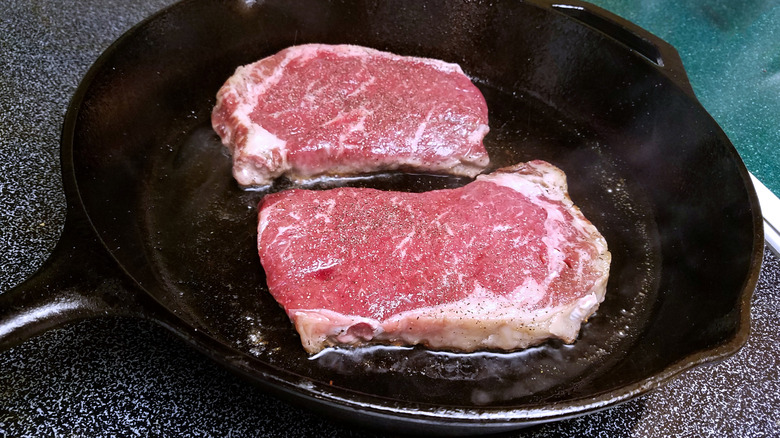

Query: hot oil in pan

[141,82,661,406]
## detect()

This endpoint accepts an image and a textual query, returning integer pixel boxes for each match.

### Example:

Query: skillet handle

[549,2,697,98]
[0,204,153,351]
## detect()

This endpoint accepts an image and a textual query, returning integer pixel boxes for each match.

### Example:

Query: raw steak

[212,44,490,187]
[257,161,611,354]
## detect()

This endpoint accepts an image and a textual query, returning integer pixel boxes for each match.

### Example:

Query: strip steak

[257,160,611,354]
[212,44,490,187]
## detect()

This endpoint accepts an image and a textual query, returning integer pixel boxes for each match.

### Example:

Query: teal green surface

[588,0,780,195]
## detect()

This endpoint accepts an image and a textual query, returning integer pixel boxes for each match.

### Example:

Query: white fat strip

[409,108,435,153]
[478,163,567,203]
[334,113,368,149]
[257,206,272,238]
[348,114,367,133]
[467,123,490,144]
[320,198,337,212]
[274,224,297,237]
[541,204,569,282]
[433,209,449,221]
[572,249,587,286]
[303,90,319,104]
[345,75,376,98]
[567,294,599,322]
[368,293,412,318]
[313,213,332,224]
[482,171,547,198]
[301,78,329,104]
[569,206,610,256]
[303,79,317,95]
[300,257,341,275]
[239,123,287,160]
[289,309,383,352]
[393,230,416,259]
[268,224,300,262]
[510,232,530,248]
[380,284,533,323]
[313,198,337,223]
[390,195,416,215]
[321,109,361,128]
[249,46,319,91]
[510,278,547,308]
[305,43,465,76]
[546,292,602,340]
[260,204,303,244]
[375,284,604,350]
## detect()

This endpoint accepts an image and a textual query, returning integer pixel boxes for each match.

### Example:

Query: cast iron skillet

[0,0,764,434]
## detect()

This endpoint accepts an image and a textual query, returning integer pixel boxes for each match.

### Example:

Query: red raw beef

[257,160,611,353]
[212,44,490,187]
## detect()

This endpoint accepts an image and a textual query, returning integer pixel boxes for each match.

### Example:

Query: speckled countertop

[1,0,778,436]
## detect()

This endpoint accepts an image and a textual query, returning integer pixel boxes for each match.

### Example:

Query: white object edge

[749,172,780,257]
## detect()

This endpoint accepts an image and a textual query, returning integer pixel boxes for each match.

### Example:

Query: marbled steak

[256,161,611,354]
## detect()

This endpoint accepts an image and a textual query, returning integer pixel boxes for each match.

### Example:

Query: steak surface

[257,160,611,354]
[212,44,490,187]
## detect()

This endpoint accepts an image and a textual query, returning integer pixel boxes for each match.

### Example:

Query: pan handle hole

[552,4,664,67]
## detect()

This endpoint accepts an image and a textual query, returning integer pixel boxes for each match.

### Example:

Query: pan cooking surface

[139,81,660,406]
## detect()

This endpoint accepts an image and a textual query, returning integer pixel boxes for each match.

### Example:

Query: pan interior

[68,0,756,412]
